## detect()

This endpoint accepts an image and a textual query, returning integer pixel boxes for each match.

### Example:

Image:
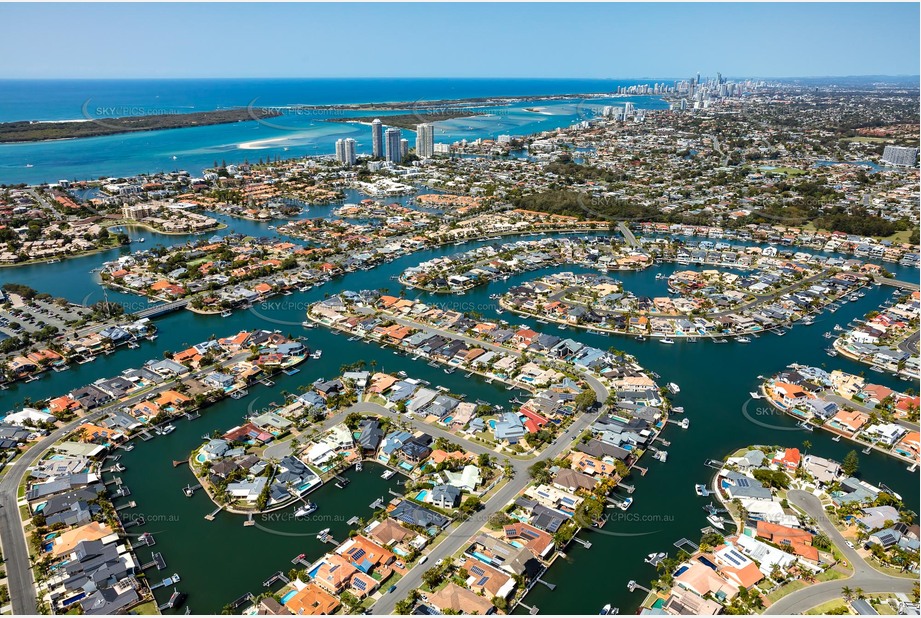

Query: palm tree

[802,440,812,454]
[841,585,853,600]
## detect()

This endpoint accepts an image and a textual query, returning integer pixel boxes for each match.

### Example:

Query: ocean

[0,78,670,184]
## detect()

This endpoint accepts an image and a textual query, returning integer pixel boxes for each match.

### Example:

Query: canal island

[0,52,919,618]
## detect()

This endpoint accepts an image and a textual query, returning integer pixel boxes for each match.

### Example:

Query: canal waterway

[1,220,918,614]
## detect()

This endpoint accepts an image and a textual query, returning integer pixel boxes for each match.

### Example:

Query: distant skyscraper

[415,123,435,158]
[400,138,409,160]
[385,127,402,163]
[623,102,635,117]
[371,119,384,159]
[881,145,919,167]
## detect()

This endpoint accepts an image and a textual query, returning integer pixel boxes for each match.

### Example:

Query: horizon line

[1,74,919,81]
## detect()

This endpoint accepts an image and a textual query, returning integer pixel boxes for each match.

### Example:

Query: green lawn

[805,599,850,615]
[131,600,160,615]
[764,580,806,604]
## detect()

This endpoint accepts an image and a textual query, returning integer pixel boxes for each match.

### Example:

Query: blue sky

[2,3,918,79]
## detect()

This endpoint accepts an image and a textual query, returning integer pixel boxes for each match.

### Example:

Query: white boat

[706,514,726,530]
[618,497,633,511]
[644,552,666,565]
[311,350,323,359]
[736,336,751,343]
[749,391,763,399]
[659,337,675,344]
[316,528,331,539]
[295,502,318,518]
[161,424,176,434]
[667,382,680,394]
[694,484,709,496]
[220,309,232,317]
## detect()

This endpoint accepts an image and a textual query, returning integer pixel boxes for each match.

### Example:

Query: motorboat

[644,552,666,565]
[706,515,726,530]
[659,337,675,344]
[667,382,680,394]
[295,502,318,518]
[695,484,709,496]
[736,336,751,343]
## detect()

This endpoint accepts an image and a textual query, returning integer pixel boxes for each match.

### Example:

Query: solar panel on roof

[470,565,485,576]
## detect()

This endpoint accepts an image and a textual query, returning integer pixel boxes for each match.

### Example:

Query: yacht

[644,552,666,565]
[667,382,680,394]
[311,350,323,359]
[736,336,751,343]
[659,337,675,344]
[798,421,813,432]
[618,497,633,511]
[694,484,709,496]
[749,391,763,399]
[294,502,318,518]
[161,424,176,435]
[316,528,331,539]
[220,309,232,318]
[706,515,726,530]
[599,605,619,615]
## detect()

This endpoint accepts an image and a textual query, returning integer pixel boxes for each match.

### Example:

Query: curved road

[764,490,918,614]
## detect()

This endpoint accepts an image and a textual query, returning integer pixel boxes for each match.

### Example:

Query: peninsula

[0,108,283,143]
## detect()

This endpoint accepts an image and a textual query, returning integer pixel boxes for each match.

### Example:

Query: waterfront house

[283,583,340,615]
[429,484,461,508]
[756,521,819,562]
[428,582,495,615]
[858,506,901,531]
[828,409,869,435]
[493,412,526,444]
[466,533,539,578]
[802,455,841,486]
[460,556,516,599]
[771,448,801,471]
[673,561,739,601]
[389,500,449,530]
[501,522,555,561]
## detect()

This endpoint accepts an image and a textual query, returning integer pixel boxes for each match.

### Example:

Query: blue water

[0,78,668,184]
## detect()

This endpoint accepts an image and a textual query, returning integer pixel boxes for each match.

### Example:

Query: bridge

[133,298,190,319]
[874,276,919,292]
[617,222,641,249]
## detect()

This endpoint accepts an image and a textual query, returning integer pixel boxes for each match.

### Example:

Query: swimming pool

[415,490,429,501]
[195,453,208,464]
[280,590,298,605]
[488,419,497,429]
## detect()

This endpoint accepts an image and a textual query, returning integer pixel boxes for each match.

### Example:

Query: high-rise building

[385,127,402,163]
[400,139,409,160]
[371,119,384,159]
[334,138,357,166]
[415,123,435,158]
[881,145,919,167]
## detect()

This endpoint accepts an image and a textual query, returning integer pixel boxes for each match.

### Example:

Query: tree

[843,450,860,476]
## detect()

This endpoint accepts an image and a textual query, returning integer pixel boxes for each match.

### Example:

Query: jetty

[204,506,223,521]
[535,577,556,591]
[140,552,167,571]
[150,573,180,591]
[262,571,290,588]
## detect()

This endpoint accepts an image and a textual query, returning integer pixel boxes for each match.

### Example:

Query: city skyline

[1,3,918,79]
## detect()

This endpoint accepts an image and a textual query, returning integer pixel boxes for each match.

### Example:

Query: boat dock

[138,430,154,441]
[114,500,136,512]
[517,602,540,614]
[102,463,125,473]
[229,593,254,611]
[104,476,122,486]
[333,475,350,488]
[150,573,180,591]
[667,418,690,429]
[123,516,145,529]
[369,497,385,509]
[674,537,699,553]
[157,588,183,611]
[570,536,592,549]
[617,482,635,494]
[184,411,200,420]
[262,571,290,588]
[347,516,361,526]
[535,577,556,591]
[244,513,256,527]
[140,552,167,571]
[205,506,223,521]
[704,459,724,470]
[183,483,201,497]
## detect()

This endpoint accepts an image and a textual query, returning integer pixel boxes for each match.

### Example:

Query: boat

[618,497,633,511]
[311,350,323,359]
[161,424,176,435]
[444,367,455,374]
[833,325,843,332]
[381,469,396,479]
[295,502,318,518]
[774,329,786,336]
[694,484,709,496]
[635,335,646,342]
[600,604,619,615]
[220,309,233,318]
[713,337,728,343]
[137,238,145,243]
[659,337,674,344]
[736,336,751,343]
[667,382,680,394]
[797,421,813,432]
[301,321,315,328]
[316,528,331,539]
[827,349,838,357]
[862,446,872,454]
[706,515,726,530]
[644,552,666,565]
